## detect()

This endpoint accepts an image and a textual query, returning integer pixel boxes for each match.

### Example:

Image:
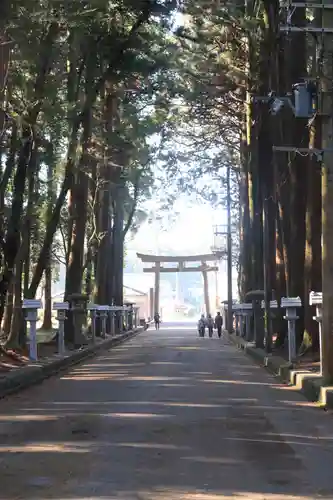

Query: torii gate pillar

[202,264,210,316]
[149,287,154,319]
[154,262,160,315]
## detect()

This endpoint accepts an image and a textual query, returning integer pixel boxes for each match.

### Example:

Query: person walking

[198,314,206,337]
[214,311,223,338]
[154,312,160,330]
[207,314,214,338]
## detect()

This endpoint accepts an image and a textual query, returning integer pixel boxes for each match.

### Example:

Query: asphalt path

[1,322,333,499]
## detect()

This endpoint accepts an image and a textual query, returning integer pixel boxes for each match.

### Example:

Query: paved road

[1,324,333,499]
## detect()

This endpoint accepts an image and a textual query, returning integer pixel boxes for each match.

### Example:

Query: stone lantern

[68,293,89,347]
[245,290,265,348]
[124,302,134,330]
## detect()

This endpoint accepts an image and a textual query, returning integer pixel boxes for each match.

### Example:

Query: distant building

[124,285,149,320]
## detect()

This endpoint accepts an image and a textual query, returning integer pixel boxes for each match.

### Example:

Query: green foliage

[0,0,254,344]
[0,0,184,342]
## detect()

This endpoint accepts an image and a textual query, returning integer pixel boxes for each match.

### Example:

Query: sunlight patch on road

[0,442,90,453]
[100,412,174,419]
[56,497,316,500]
[202,379,275,387]
[81,363,147,368]
[150,362,185,365]
[180,455,244,465]
[279,399,319,408]
[0,414,57,422]
[177,346,203,350]
[227,398,259,402]
[61,373,130,381]
[263,431,333,442]
[187,372,212,375]
[124,376,191,381]
[219,436,329,448]
[128,491,319,500]
[167,402,223,408]
[115,442,190,450]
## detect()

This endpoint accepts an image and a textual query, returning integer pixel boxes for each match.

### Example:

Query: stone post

[310,291,323,375]
[98,306,109,338]
[281,297,302,363]
[242,303,253,341]
[261,299,278,348]
[233,304,240,335]
[123,305,131,331]
[239,304,246,337]
[117,306,124,334]
[87,303,99,344]
[109,306,119,335]
[221,300,228,331]
[53,302,69,355]
[134,306,139,328]
[112,307,122,335]
[22,299,42,361]
[68,293,89,347]
[110,309,114,335]
[125,303,134,330]
[269,299,278,343]
[246,290,265,349]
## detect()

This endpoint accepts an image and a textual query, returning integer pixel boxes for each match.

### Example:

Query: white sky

[130,200,222,255]
[126,196,238,300]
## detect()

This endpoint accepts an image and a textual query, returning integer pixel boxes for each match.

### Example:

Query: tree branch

[123,171,141,238]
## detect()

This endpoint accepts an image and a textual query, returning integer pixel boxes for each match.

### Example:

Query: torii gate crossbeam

[137,253,219,317]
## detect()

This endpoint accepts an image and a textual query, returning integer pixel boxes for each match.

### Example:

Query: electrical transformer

[293,82,317,118]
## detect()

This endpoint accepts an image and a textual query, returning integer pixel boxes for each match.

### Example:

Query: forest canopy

[0,0,326,358]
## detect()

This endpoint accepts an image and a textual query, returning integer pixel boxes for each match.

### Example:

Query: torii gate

[137,253,218,317]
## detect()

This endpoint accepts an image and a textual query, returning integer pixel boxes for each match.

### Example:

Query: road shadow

[0,329,332,498]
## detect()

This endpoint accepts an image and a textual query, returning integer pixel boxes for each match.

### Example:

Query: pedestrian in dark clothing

[198,315,206,337]
[214,311,223,338]
[207,314,214,338]
[154,312,160,330]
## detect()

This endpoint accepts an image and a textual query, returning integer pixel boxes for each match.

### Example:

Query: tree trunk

[94,89,118,307]
[64,111,92,343]
[27,126,79,298]
[0,22,59,322]
[0,133,33,324]
[85,245,93,298]
[41,263,52,330]
[2,280,14,336]
[249,103,264,290]
[23,145,39,297]
[286,7,308,347]
[5,141,39,346]
[302,10,322,353]
[0,123,17,212]
[242,22,255,296]
[320,4,333,381]
[41,148,55,331]
[8,260,24,349]
[302,62,322,352]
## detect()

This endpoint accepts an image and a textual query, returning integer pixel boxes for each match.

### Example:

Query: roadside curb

[226,332,333,407]
[0,327,143,400]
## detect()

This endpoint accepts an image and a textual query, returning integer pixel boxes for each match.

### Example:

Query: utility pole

[263,188,272,353]
[321,1,333,382]
[227,164,233,333]
[113,177,125,307]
